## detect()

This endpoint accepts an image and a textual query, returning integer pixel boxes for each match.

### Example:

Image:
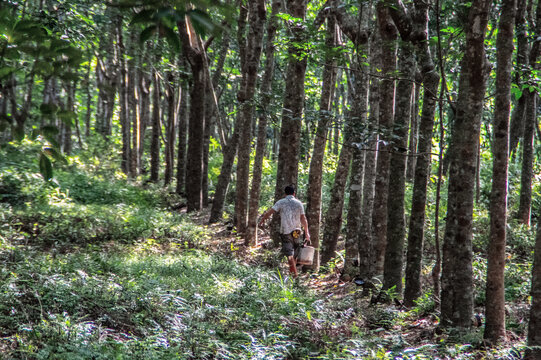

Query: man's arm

[300,214,310,243]
[258,208,276,228]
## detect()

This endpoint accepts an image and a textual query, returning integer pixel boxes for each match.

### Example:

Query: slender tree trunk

[138,63,150,174]
[382,43,415,295]
[509,0,529,157]
[440,0,492,328]
[305,15,338,270]
[271,0,308,244]
[176,74,189,195]
[518,92,535,225]
[118,16,130,175]
[179,17,207,212]
[128,35,139,178]
[235,0,266,234]
[406,78,421,181]
[373,2,397,275]
[164,72,177,186]
[526,222,541,359]
[320,143,352,264]
[62,79,74,155]
[359,32,381,279]
[344,59,370,278]
[245,0,280,246]
[484,0,516,344]
[202,35,230,204]
[150,63,161,183]
[85,52,92,138]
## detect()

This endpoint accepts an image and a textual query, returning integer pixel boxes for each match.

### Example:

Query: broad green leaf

[39,152,53,181]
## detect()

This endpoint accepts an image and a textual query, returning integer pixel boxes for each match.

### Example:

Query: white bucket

[297,246,315,265]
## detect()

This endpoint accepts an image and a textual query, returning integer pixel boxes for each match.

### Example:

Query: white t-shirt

[272,195,305,234]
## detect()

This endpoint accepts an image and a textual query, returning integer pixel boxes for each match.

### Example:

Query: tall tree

[372,1,397,275]
[179,16,207,212]
[209,5,249,223]
[305,14,338,270]
[484,0,516,344]
[235,0,266,234]
[245,0,280,246]
[271,0,309,244]
[382,42,415,295]
[149,57,161,183]
[440,0,492,328]
[527,221,541,359]
[517,0,541,226]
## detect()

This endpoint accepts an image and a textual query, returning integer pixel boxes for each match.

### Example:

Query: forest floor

[185,209,528,360]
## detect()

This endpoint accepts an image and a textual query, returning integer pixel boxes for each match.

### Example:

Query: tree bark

[373,2,397,275]
[235,0,266,234]
[358,32,381,279]
[526,222,541,359]
[382,42,415,295]
[179,17,207,212]
[150,63,161,183]
[509,0,529,157]
[440,0,492,329]
[517,0,541,224]
[176,71,189,195]
[271,0,308,244]
[117,15,130,175]
[305,15,338,270]
[320,143,352,265]
[245,0,280,246]
[164,72,177,186]
[484,0,516,344]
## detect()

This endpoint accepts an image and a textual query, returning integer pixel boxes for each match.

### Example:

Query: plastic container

[297,246,315,265]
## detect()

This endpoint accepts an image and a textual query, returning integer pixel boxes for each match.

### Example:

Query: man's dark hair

[284,185,295,195]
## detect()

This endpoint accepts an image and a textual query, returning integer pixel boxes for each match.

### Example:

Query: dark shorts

[280,233,301,258]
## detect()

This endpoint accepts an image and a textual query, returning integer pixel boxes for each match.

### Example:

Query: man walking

[258,185,311,277]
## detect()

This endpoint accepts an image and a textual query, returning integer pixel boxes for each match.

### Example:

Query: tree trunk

[320,144,352,265]
[176,73,189,195]
[245,0,280,246]
[484,0,516,344]
[373,2,397,275]
[305,15,338,269]
[440,0,492,329]
[406,78,421,181]
[202,35,230,205]
[138,62,150,175]
[150,64,161,183]
[117,16,130,175]
[344,60,370,278]
[517,91,535,225]
[509,0,529,157]
[526,223,541,359]
[358,32,381,279]
[235,0,266,234]
[164,72,177,186]
[128,39,139,178]
[271,0,308,244]
[382,43,415,295]
[179,17,208,212]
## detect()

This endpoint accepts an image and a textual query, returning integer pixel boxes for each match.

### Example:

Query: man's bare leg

[287,256,298,278]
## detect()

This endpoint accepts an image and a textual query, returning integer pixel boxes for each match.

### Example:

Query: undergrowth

[0,143,531,359]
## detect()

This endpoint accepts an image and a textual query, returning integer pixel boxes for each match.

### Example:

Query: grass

[0,142,532,359]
